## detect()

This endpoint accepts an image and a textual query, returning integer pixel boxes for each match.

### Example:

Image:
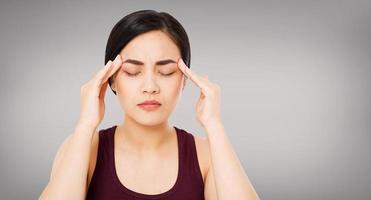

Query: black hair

[105,9,191,95]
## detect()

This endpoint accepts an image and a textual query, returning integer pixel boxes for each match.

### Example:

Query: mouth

[137,103,161,111]
[137,100,162,111]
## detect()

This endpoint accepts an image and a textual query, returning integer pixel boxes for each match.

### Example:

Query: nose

[142,73,160,94]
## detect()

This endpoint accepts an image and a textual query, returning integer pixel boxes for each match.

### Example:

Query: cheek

[115,77,137,101]
[162,76,183,99]
[120,80,137,97]
[161,72,183,88]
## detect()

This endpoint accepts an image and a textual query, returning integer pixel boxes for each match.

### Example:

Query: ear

[109,76,117,92]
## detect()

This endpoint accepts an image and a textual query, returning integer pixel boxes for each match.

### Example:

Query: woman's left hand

[177,58,222,128]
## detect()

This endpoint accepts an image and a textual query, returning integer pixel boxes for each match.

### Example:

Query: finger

[177,58,208,89]
[200,75,220,94]
[99,82,109,99]
[200,75,212,86]
[102,54,123,83]
[95,60,113,83]
[95,54,122,86]
[177,59,213,95]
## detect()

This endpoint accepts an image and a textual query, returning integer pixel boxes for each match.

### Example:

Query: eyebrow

[123,59,177,66]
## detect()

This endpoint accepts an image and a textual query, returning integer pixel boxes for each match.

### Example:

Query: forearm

[39,123,96,200]
[205,121,260,200]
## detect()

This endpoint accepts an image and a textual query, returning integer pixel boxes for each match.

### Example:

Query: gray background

[1,0,370,199]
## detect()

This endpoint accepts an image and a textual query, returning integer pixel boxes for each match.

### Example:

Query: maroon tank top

[86,125,205,200]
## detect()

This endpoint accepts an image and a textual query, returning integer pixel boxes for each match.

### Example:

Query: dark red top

[86,125,205,200]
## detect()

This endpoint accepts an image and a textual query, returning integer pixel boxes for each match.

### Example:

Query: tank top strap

[96,125,116,168]
[86,125,120,200]
[175,127,205,191]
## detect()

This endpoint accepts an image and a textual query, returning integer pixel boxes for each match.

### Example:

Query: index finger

[102,54,123,83]
[177,58,206,89]
[95,54,122,85]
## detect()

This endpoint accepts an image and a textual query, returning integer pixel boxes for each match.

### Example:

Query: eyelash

[125,72,175,77]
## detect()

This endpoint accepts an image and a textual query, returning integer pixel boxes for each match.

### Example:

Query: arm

[39,123,97,200]
[176,58,260,199]
[39,54,123,199]
[204,120,260,200]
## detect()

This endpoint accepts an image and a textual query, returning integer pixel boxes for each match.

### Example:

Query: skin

[90,29,198,195]
[110,29,187,152]
[86,30,213,196]
[39,29,260,200]
[177,59,260,200]
[105,29,259,199]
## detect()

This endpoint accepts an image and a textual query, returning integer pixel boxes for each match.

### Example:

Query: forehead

[119,30,181,60]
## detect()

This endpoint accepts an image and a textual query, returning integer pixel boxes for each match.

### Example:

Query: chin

[133,118,167,127]
[129,111,169,127]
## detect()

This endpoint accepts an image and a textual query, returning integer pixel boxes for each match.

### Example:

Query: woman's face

[111,30,186,126]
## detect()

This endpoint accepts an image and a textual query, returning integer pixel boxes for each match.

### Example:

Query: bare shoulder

[87,129,100,188]
[193,134,211,183]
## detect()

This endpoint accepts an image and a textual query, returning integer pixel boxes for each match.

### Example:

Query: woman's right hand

[77,54,123,129]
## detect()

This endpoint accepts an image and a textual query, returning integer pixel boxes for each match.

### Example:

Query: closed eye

[124,71,175,77]
[125,71,140,77]
[160,72,175,76]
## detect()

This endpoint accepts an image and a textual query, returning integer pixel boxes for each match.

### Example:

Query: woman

[39,10,259,200]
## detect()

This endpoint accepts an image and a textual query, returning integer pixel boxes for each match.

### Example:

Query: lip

[138,104,161,111]
[138,100,161,105]
[137,100,161,111]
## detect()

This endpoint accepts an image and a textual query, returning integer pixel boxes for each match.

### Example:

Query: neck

[116,115,175,153]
